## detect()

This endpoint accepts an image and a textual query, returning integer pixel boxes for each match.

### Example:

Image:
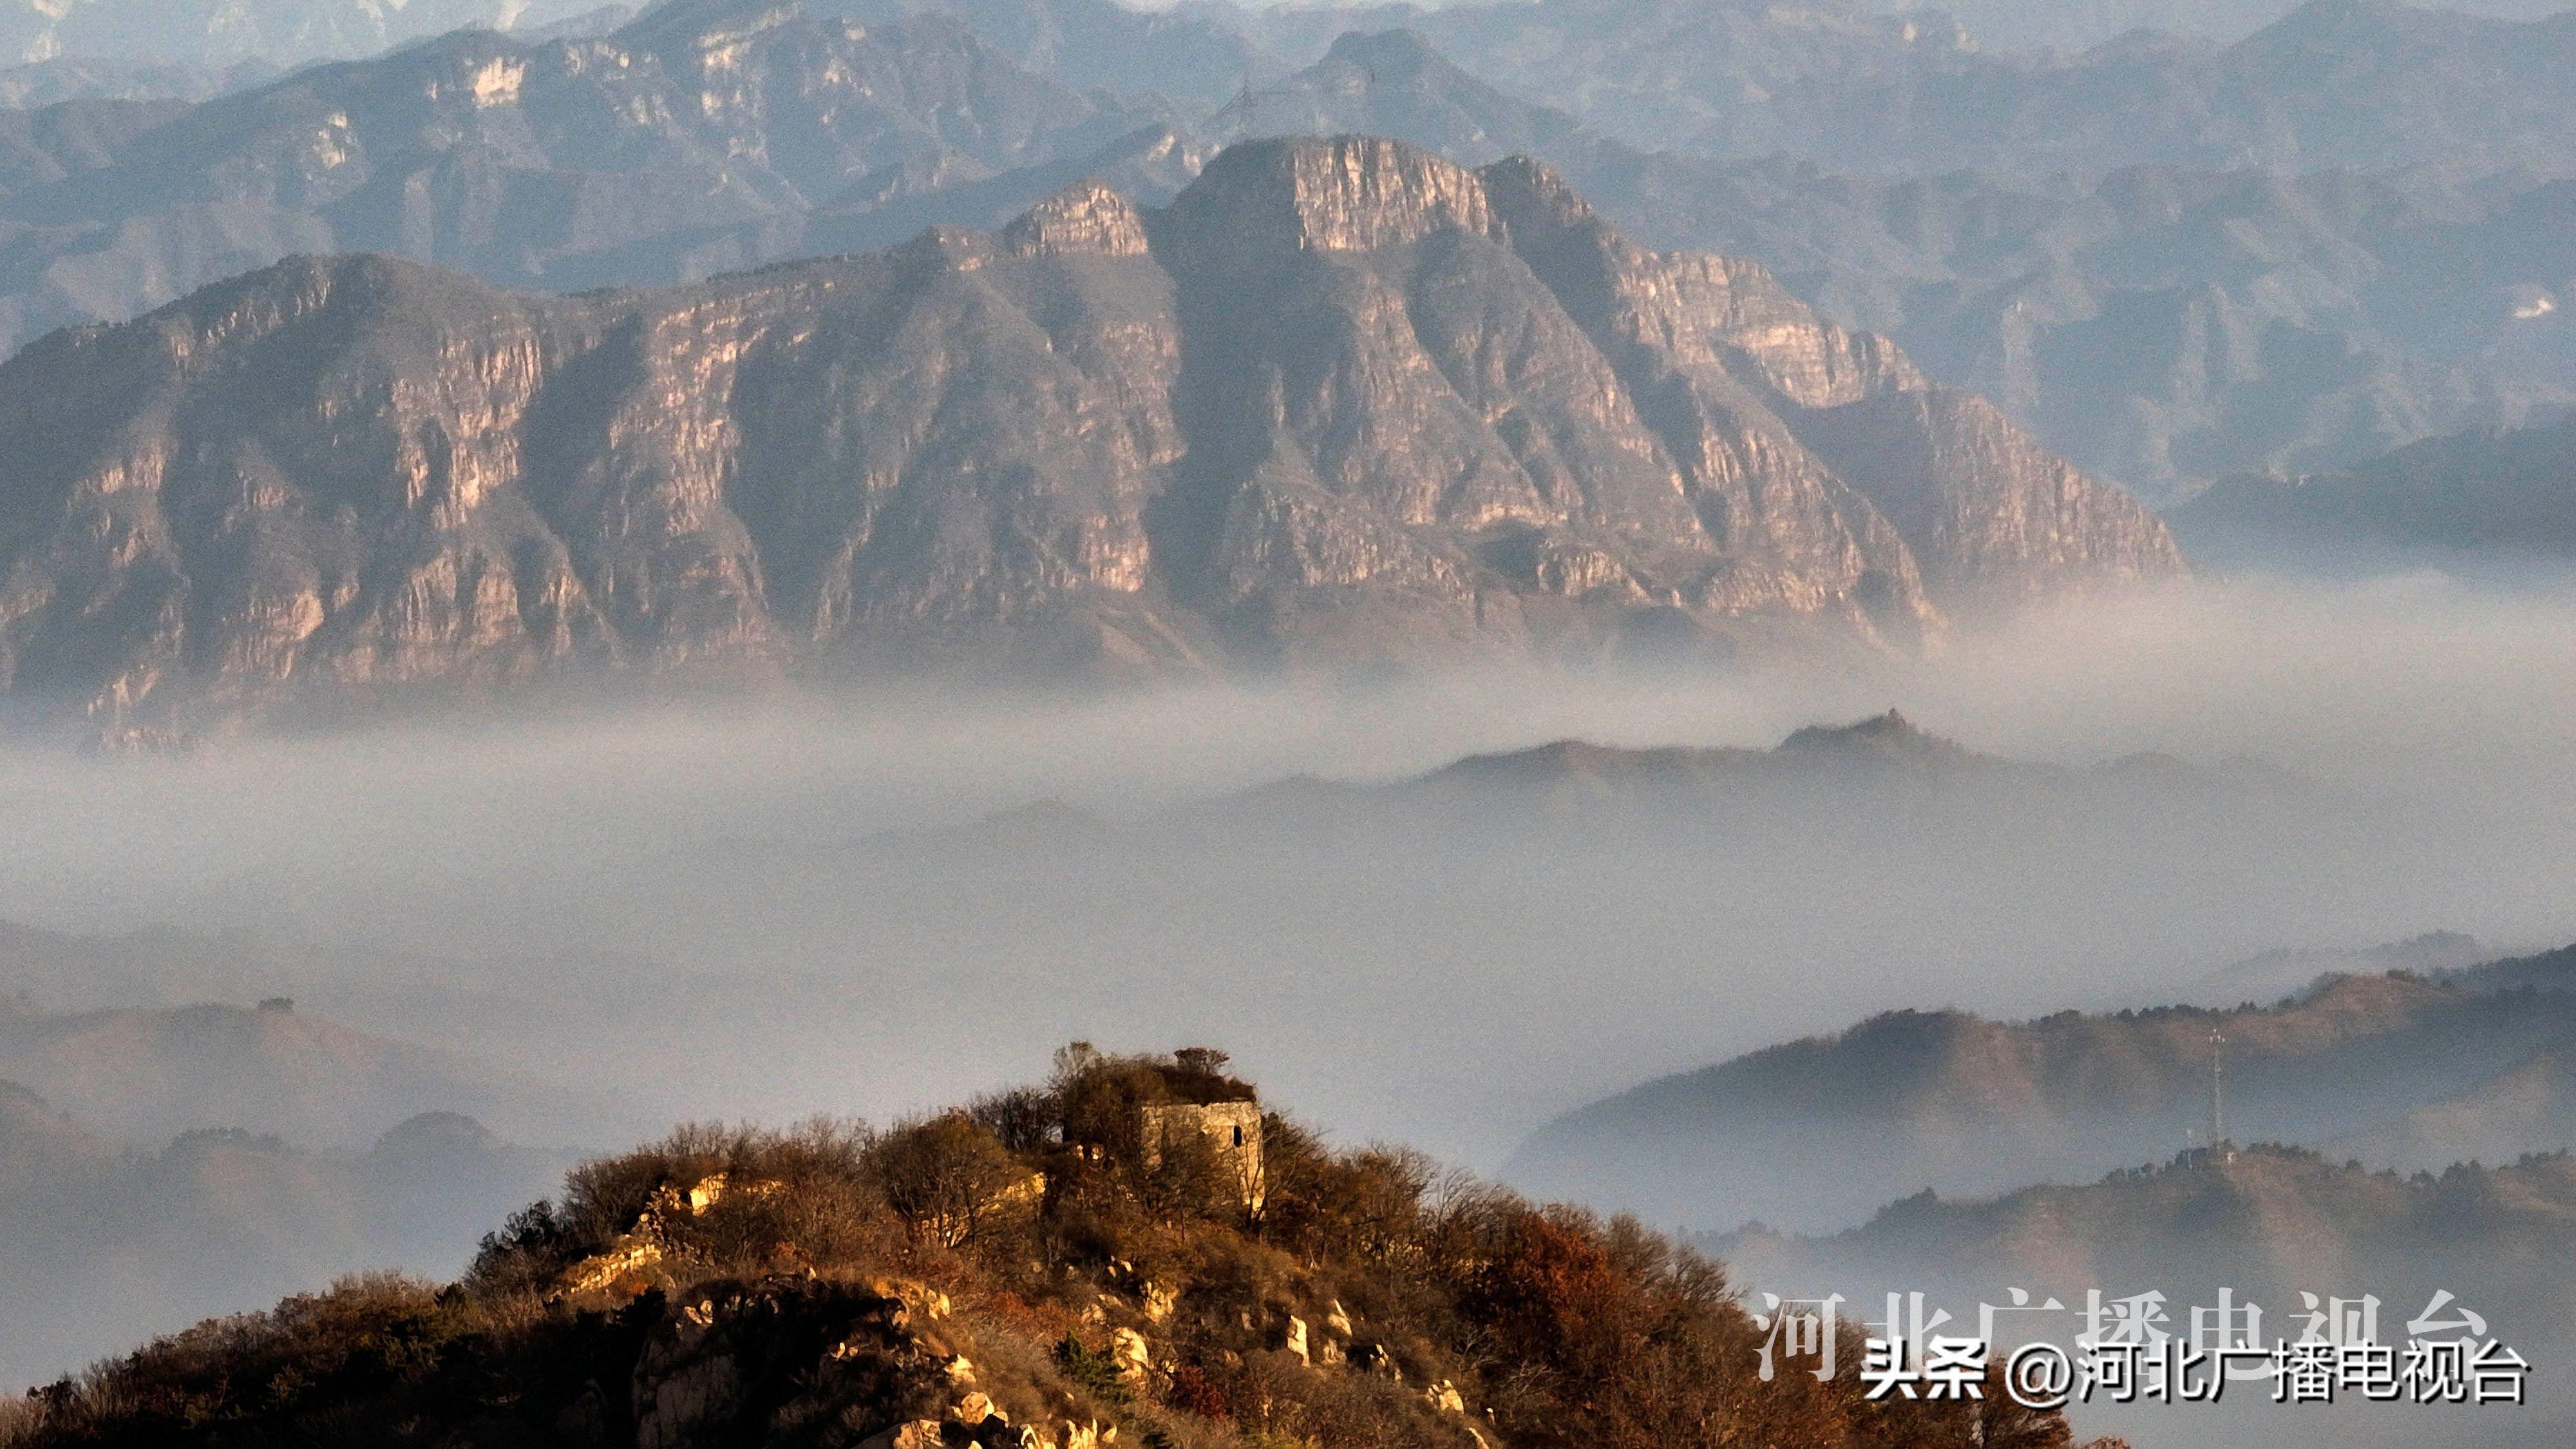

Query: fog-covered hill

[0,1074,566,1389]
[0,993,555,1148]
[1710,1144,2576,1445]
[1509,942,2576,1233]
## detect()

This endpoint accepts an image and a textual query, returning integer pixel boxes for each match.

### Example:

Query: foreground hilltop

[0,1046,2075,1448]
[0,134,2175,726]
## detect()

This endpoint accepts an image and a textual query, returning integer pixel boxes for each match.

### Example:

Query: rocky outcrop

[0,136,2179,724]
[1794,386,2183,609]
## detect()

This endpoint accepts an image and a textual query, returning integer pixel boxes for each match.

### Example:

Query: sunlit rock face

[0,136,2179,723]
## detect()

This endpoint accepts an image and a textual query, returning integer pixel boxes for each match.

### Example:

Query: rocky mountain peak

[0,134,2179,727]
[1000,178,1150,258]
[1477,154,1600,233]
[1168,135,1497,258]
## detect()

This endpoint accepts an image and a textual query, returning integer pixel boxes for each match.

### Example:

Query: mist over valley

[0,2,2573,1444]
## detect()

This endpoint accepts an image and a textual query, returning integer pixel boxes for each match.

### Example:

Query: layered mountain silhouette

[1212,28,2576,503]
[0,992,549,1148]
[0,5,1179,355]
[851,711,2292,850]
[1710,1142,2576,1406]
[0,1,2565,508]
[0,1075,565,1388]
[1263,0,2576,178]
[0,137,2175,723]
[2174,412,2576,561]
[1509,941,2576,1235]
[0,0,619,70]
[1877,0,2576,52]
[0,976,578,1387]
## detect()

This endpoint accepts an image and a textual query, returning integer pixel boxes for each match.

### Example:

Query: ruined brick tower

[1140,1046,1265,1211]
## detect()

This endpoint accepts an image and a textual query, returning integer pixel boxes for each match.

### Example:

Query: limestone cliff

[0,136,2180,724]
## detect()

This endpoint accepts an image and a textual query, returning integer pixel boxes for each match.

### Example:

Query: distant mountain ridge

[0,994,540,1149]
[1863,0,2576,52]
[1391,710,2315,813]
[0,978,578,1388]
[1709,1142,2576,1397]
[1510,937,2576,1235]
[0,5,1179,357]
[0,137,2175,726]
[1207,27,2576,504]
[0,2,2564,510]
[1412,711,1993,793]
[2173,412,2576,560]
[0,1072,565,1388]
[0,0,614,70]
[1253,0,2576,179]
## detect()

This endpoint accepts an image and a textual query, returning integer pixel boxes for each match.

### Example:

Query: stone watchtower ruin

[1138,1046,1265,1211]
[1140,1099,1265,1210]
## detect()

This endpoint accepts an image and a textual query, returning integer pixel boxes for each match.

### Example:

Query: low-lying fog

[6,570,2576,1174]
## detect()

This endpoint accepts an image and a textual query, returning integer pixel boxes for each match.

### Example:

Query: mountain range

[841,711,2320,858]
[0,1,2559,513]
[0,137,2175,725]
[0,983,577,1388]
[1859,0,2576,52]
[0,0,621,70]
[1252,0,2576,180]
[0,4,1184,356]
[1508,941,2576,1234]
[0,1082,564,1390]
[1709,1142,2576,1447]
[2173,411,2576,562]
[0,992,553,1148]
[1210,26,2576,504]
[1715,1139,2576,1320]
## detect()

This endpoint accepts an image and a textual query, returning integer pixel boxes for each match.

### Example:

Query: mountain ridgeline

[0,1081,566,1392]
[0,137,2175,725]
[2173,412,2576,562]
[1207,27,2576,505]
[1259,0,2576,179]
[1508,942,2576,1235]
[0,1,622,71]
[0,1,2569,510]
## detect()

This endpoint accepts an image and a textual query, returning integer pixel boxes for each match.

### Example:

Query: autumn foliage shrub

[5,1048,2065,1449]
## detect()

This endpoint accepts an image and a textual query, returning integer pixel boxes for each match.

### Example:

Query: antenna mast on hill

[2209,1027,2230,1162]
